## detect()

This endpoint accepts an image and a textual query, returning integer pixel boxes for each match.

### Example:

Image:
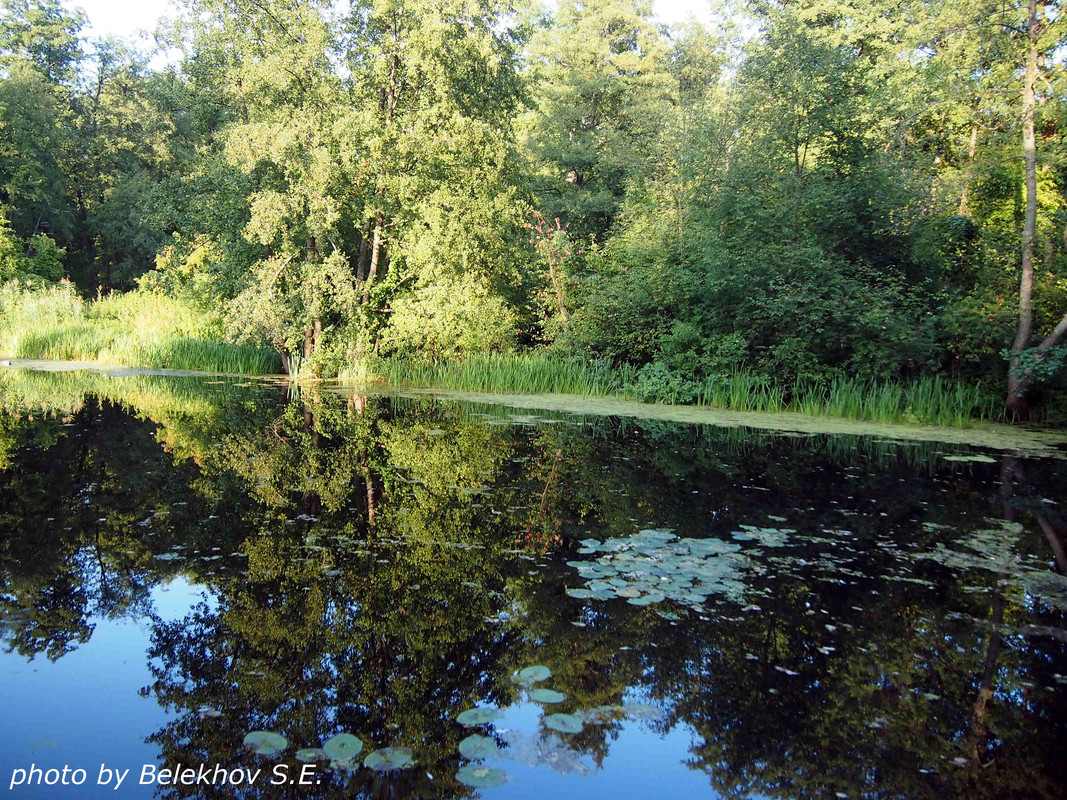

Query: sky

[63,0,717,44]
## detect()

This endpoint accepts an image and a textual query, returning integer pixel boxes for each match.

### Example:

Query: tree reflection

[0,370,1065,798]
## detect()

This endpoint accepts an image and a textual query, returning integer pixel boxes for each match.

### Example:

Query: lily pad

[544,713,583,734]
[457,707,503,726]
[513,665,552,685]
[456,764,508,789]
[322,733,363,762]
[243,731,288,757]
[363,747,415,772]
[528,688,567,704]
[295,748,327,763]
[458,734,497,759]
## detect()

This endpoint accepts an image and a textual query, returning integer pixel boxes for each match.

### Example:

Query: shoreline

[4,356,1065,457]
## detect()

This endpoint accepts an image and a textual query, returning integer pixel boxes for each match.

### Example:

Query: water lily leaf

[513,665,552,684]
[322,733,363,762]
[579,706,625,724]
[243,731,287,756]
[295,748,327,763]
[363,747,415,772]
[627,592,665,606]
[456,764,508,788]
[457,707,502,726]
[623,703,666,722]
[565,588,594,599]
[528,688,567,704]
[458,734,497,759]
[544,713,583,734]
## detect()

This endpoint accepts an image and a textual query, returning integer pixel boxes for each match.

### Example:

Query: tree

[1005,0,1065,417]
[519,0,676,242]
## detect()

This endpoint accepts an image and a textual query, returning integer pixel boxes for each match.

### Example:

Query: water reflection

[0,368,1064,799]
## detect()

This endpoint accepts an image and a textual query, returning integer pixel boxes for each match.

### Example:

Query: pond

[0,365,1065,799]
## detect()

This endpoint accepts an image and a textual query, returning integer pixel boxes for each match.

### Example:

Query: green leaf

[243,731,287,756]
[512,665,552,685]
[456,764,508,788]
[322,733,363,763]
[363,747,415,772]
[456,707,502,726]
[543,713,583,734]
[458,734,497,759]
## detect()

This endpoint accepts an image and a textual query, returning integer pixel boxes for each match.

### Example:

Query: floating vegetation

[322,733,363,764]
[730,525,795,547]
[565,528,754,608]
[456,764,508,789]
[498,732,594,776]
[458,734,498,760]
[575,704,667,725]
[243,731,287,757]
[512,665,552,685]
[528,688,567,704]
[295,748,327,763]
[457,707,503,727]
[915,520,1067,612]
[544,713,583,734]
[363,747,415,772]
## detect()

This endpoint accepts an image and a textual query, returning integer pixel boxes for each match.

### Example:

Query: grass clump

[374,353,999,427]
[0,281,280,374]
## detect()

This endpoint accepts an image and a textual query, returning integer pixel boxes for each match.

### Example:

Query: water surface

[0,367,1064,799]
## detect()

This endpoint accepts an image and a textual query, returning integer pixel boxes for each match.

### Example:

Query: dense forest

[0,0,1065,421]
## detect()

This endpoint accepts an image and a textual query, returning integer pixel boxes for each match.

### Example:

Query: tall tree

[519,0,675,242]
[1005,0,1064,417]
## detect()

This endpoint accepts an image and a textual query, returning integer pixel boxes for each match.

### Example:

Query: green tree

[519,0,675,242]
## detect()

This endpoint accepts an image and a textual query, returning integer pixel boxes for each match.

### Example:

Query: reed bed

[378,354,999,426]
[379,352,639,397]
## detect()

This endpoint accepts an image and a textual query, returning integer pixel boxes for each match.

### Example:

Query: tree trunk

[1006,0,1040,420]
[356,221,372,284]
[362,211,384,305]
[958,122,979,216]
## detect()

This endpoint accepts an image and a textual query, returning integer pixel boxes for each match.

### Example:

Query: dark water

[0,369,1065,800]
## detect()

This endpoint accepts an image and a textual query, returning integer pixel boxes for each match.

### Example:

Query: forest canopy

[0,0,1065,419]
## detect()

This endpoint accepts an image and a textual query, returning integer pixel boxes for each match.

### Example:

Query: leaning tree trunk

[1005,2,1067,418]
[1006,0,1040,420]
